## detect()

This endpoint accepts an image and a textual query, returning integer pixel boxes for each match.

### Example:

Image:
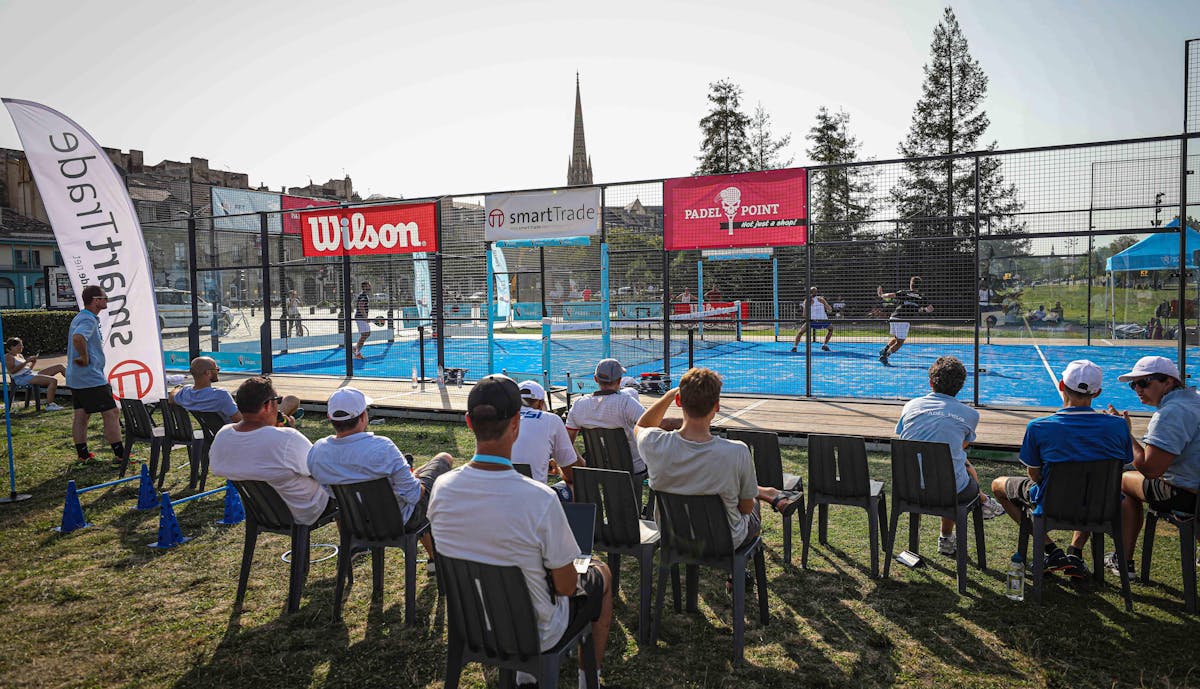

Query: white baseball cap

[1061,360,1102,395]
[1117,355,1182,383]
[518,380,546,405]
[327,387,373,420]
[619,376,639,388]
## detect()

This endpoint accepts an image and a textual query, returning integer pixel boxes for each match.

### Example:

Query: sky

[0,0,1195,200]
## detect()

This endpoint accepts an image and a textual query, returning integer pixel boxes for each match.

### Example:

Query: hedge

[0,310,76,355]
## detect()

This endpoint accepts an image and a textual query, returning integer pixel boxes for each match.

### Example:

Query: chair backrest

[160,402,196,444]
[654,491,735,561]
[328,478,410,542]
[890,439,960,510]
[808,434,871,498]
[231,480,295,533]
[580,427,635,474]
[1040,460,1124,526]
[513,463,534,479]
[191,410,227,443]
[437,554,542,662]
[726,429,784,490]
[573,467,642,549]
[119,398,156,439]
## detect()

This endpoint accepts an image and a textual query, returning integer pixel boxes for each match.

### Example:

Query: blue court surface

[228,334,1191,412]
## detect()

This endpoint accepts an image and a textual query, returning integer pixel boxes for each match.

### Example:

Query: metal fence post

[1179,135,1190,377]
[804,172,812,398]
[434,199,446,374]
[973,154,981,406]
[259,212,273,375]
[342,252,353,377]
[186,212,200,360]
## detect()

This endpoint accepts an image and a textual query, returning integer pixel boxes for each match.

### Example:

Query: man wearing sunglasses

[66,285,124,466]
[1105,356,1200,574]
[168,356,242,423]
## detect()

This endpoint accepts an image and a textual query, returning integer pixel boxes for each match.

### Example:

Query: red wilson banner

[299,202,438,257]
[282,194,337,235]
[663,168,807,251]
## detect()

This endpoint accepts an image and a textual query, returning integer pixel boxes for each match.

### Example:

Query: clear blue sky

[0,0,1195,198]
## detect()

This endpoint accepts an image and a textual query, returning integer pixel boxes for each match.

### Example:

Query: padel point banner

[3,99,166,402]
[299,202,438,257]
[664,168,807,251]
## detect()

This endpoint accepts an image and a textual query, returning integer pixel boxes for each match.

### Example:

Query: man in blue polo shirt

[991,360,1132,578]
[168,356,242,422]
[66,285,124,466]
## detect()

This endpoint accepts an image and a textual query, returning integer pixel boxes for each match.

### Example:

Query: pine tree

[695,79,752,175]
[747,103,793,171]
[890,7,1023,243]
[806,107,876,241]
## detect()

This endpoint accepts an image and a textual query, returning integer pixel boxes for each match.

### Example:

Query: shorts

[1003,476,1036,511]
[554,563,606,646]
[957,476,980,504]
[404,454,455,530]
[810,321,831,330]
[889,321,910,339]
[1144,478,1198,514]
[11,370,34,387]
[72,384,117,413]
[355,319,371,335]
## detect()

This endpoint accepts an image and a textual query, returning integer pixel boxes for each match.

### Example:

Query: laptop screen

[561,502,596,556]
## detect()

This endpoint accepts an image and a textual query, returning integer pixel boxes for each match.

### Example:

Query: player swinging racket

[791,286,835,352]
[353,280,371,359]
[877,276,934,367]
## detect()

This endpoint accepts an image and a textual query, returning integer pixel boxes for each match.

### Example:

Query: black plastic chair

[118,398,164,478]
[883,439,987,594]
[513,463,534,479]
[802,434,889,578]
[157,402,202,489]
[6,381,41,411]
[231,480,337,614]
[1016,460,1132,610]
[726,429,806,563]
[190,410,227,492]
[573,467,660,644]
[651,491,768,664]
[1139,487,1197,612]
[438,555,599,689]
[328,478,430,625]
[580,426,646,507]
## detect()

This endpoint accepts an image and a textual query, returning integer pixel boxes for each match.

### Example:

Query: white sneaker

[980,496,1005,519]
[938,534,957,556]
[45,403,64,411]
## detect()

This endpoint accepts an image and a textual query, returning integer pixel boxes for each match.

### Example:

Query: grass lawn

[0,408,1197,688]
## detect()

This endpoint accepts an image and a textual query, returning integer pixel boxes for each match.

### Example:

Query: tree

[695,79,752,175]
[805,107,876,240]
[747,103,793,171]
[890,7,1024,245]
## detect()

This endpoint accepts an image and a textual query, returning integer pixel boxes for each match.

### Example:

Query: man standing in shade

[878,276,934,366]
[353,280,371,359]
[66,285,123,466]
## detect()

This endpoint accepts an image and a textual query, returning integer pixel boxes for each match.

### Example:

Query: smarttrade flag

[298,202,438,257]
[664,168,807,251]
[3,99,166,402]
[484,187,600,241]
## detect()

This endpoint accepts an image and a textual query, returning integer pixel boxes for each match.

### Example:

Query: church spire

[567,72,593,186]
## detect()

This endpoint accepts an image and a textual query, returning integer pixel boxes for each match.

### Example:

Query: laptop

[561,502,596,574]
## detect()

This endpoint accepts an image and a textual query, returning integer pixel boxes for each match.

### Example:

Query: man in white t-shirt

[791,285,835,353]
[635,367,801,548]
[428,375,612,689]
[209,376,331,525]
[511,381,581,484]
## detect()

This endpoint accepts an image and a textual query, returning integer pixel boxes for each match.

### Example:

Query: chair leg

[1180,522,1197,613]
[955,509,969,595]
[405,537,419,625]
[498,668,516,689]
[818,503,829,545]
[801,501,817,569]
[539,650,563,689]
[1031,518,1046,604]
[372,547,386,600]
[972,503,987,571]
[149,439,163,488]
[782,507,793,564]
[754,547,768,625]
[866,499,880,579]
[908,513,921,554]
[638,547,654,645]
[235,526,258,608]
[332,533,351,622]
[579,630,599,689]
[119,434,133,477]
[652,562,670,643]
[685,564,699,613]
[1141,512,1159,584]
[287,525,311,614]
[443,636,464,689]
[187,444,200,491]
[199,445,211,492]
[883,503,902,579]
[1017,515,1030,564]
[877,494,890,554]
[608,552,622,593]
[1110,521,1134,612]
[151,442,165,487]
[731,555,746,665]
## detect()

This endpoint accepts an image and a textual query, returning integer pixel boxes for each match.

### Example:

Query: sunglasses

[1129,375,1167,390]
[267,395,283,404]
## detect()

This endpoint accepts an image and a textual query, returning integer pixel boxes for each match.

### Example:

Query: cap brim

[1116,371,1146,382]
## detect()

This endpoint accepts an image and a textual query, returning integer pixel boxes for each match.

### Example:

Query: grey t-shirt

[637,428,758,545]
[1145,387,1200,492]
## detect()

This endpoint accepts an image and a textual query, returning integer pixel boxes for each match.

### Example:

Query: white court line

[1023,316,1060,389]
[716,399,767,422]
[1101,339,1115,346]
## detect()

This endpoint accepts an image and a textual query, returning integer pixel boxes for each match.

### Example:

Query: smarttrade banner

[298,202,438,257]
[663,168,807,251]
[3,99,166,402]
[212,187,282,232]
[484,187,600,241]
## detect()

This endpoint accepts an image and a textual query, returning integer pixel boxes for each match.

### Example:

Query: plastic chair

[118,398,164,478]
[157,402,202,489]
[573,467,660,644]
[726,429,806,563]
[1139,487,1197,612]
[231,480,337,614]
[513,463,534,479]
[190,410,227,492]
[651,491,768,664]
[1016,460,1132,610]
[580,426,646,507]
[883,439,987,594]
[327,478,430,625]
[802,434,889,578]
[7,382,41,411]
[438,555,599,689]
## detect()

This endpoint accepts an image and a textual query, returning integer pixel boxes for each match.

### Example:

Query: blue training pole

[0,309,30,503]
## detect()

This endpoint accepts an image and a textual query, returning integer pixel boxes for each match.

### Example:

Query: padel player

[878,276,933,367]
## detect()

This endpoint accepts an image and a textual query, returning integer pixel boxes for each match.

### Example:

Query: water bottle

[1006,552,1025,601]
[411,365,418,389]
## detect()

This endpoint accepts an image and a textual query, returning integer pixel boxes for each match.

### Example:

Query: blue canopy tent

[1103,219,1200,335]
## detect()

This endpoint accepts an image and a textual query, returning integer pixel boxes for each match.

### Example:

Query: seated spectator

[1028,305,1046,322]
[1050,301,1065,320]
[209,376,331,525]
[512,381,581,484]
[169,356,242,422]
[429,375,613,689]
[895,356,1005,556]
[635,367,801,551]
[1104,356,1200,573]
[991,360,1132,578]
[308,387,454,563]
[619,376,641,400]
[4,337,65,410]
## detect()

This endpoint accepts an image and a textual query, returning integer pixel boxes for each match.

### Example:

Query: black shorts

[1003,477,1036,511]
[555,563,606,645]
[72,384,116,413]
[958,476,980,504]
[1144,478,1198,514]
[404,454,454,530]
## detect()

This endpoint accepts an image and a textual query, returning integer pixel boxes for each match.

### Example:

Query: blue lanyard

[472,453,513,468]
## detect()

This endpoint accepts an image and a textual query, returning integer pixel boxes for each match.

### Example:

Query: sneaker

[1044,547,1071,573]
[1063,554,1090,579]
[1103,552,1134,576]
[821,344,831,352]
[790,346,797,352]
[937,534,956,556]
[425,560,437,575]
[980,496,1005,519]
[45,402,64,411]
[879,353,892,366]
[74,452,100,466]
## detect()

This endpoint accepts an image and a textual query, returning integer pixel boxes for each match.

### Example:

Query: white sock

[516,671,536,685]
[579,667,601,689]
